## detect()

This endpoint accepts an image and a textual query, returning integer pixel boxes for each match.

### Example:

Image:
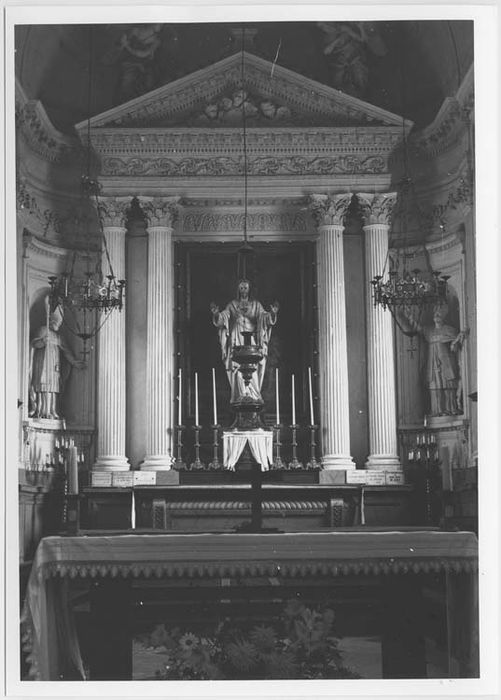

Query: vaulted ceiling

[15,20,473,135]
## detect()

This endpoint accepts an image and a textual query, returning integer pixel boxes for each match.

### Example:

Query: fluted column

[309,194,355,470]
[358,193,401,470]
[93,197,131,471]
[140,197,180,470]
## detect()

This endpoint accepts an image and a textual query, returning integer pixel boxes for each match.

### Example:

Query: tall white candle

[291,374,296,425]
[212,368,218,425]
[68,446,79,495]
[131,489,136,529]
[275,368,280,425]
[308,367,314,425]
[195,371,199,426]
[178,368,182,425]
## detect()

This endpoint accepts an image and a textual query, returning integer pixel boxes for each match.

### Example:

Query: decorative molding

[91,127,402,157]
[139,196,181,228]
[22,231,72,262]
[308,193,353,227]
[101,152,388,178]
[420,171,474,233]
[411,64,474,158]
[182,211,308,233]
[17,178,101,247]
[357,192,397,226]
[182,197,306,208]
[15,80,80,165]
[79,51,410,131]
[162,500,328,511]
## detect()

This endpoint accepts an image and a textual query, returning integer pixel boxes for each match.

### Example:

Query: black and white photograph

[2,2,499,698]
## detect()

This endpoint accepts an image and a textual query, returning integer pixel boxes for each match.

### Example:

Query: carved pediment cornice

[78,51,410,131]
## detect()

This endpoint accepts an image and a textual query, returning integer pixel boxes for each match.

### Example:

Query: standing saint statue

[210,279,279,404]
[401,303,466,416]
[29,298,85,419]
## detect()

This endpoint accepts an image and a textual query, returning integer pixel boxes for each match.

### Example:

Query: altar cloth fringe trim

[37,556,477,580]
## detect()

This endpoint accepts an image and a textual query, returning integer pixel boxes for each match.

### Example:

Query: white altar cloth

[223,429,273,470]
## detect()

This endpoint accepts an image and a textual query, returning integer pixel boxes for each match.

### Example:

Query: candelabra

[288,424,303,470]
[190,425,205,470]
[174,425,187,470]
[306,425,320,470]
[407,429,441,525]
[208,424,221,470]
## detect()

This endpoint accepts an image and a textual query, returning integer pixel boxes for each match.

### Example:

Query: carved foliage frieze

[182,211,307,233]
[102,153,387,177]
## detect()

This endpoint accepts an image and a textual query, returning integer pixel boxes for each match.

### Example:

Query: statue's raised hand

[210,302,219,315]
[270,301,280,314]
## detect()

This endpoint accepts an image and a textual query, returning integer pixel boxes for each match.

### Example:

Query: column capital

[357,192,397,227]
[140,196,181,229]
[97,197,132,229]
[308,193,353,228]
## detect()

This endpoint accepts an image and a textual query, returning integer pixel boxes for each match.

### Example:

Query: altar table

[21,530,478,680]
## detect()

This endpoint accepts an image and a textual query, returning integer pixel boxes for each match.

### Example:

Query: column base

[140,455,173,471]
[364,455,402,471]
[321,455,356,470]
[93,456,130,472]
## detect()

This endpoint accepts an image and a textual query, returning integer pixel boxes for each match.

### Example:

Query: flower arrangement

[137,600,360,680]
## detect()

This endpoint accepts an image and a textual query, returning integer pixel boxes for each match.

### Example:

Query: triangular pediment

[76,51,410,131]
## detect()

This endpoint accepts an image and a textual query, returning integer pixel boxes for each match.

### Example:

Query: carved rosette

[308,193,353,228]
[140,197,181,229]
[97,197,132,229]
[357,192,397,227]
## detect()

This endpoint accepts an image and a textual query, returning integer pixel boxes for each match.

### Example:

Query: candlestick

[306,425,320,470]
[291,374,296,426]
[288,423,303,470]
[209,424,221,470]
[190,425,205,470]
[194,372,199,426]
[275,368,280,425]
[308,367,314,426]
[272,424,285,470]
[212,368,218,425]
[178,368,182,425]
[424,414,428,428]
[174,425,187,470]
